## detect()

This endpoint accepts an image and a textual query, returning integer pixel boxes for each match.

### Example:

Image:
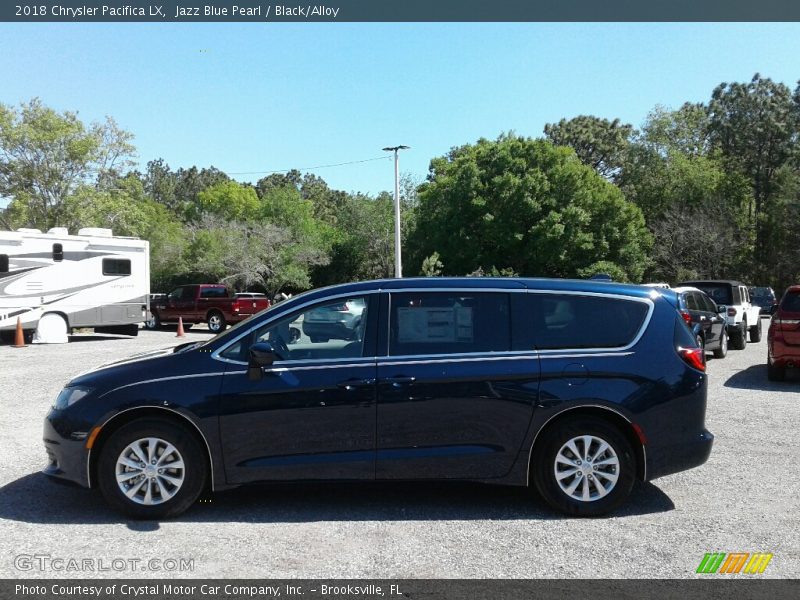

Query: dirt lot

[0,322,798,578]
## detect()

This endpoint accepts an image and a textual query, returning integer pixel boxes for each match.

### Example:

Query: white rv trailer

[0,227,149,343]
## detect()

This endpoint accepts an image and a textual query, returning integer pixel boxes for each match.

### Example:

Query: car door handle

[337,378,375,390]
[381,376,417,387]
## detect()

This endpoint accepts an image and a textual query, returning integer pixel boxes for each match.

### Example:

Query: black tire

[750,317,762,343]
[97,419,207,519]
[144,311,161,330]
[767,358,786,382]
[713,330,728,359]
[730,323,747,350]
[206,311,226,333]
[532,417,636,517]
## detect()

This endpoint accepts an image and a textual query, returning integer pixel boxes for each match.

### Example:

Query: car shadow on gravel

[0,473,674,527]
[724,364,800,391]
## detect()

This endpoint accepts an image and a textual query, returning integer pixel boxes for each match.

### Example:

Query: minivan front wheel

[97,419,207,519]
[532,417,635,517]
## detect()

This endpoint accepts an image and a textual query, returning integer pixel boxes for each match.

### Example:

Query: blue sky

[1,22,800,205]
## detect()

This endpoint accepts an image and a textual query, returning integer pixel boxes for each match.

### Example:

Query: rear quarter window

[523,294,649,350]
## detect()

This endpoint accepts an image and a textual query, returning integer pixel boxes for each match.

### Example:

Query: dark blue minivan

[43,278,713,518]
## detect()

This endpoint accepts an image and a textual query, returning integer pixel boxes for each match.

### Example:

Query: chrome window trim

[212,286,655,365]
[384,288,654,358]
[87,405,217,490]
[220,350,634,373]
[525,404,647,486]
[523,290,654,355]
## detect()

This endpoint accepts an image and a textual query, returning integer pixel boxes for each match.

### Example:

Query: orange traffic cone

[12,317,26,348]
[176,317,186,338]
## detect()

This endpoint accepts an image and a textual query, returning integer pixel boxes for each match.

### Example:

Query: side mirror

[247,341,280,381]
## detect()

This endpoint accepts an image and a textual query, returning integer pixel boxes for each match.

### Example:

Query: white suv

[678,280,762,349]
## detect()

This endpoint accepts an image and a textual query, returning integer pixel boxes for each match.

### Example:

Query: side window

[701,294,717,313]
[389,292,510,356]
[0,254,8,273]
[102,258,131,275]
[685,294,699,311]
[180,287,197,301]
[52,243,63,262]
[526,294,649,350]
[742,287,750,303]
[221,296,370,362]
[168,287,183,301]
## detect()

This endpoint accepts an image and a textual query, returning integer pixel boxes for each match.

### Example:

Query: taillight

[727,307,737,317]
[678,347,706,372]
[232,301,240,312]
[680,310,693,327]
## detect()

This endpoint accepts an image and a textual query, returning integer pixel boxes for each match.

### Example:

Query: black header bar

[2,1,800,22]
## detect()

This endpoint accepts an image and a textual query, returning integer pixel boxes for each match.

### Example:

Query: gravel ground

[0,320,798,579]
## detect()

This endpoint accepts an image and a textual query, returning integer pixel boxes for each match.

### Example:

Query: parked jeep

[678,280,762,349]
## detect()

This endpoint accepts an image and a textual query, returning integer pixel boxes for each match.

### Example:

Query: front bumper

[646,429,714,480]
[42,415,90,488]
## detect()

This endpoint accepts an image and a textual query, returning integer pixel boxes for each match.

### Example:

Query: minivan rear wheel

[97,419,207,519]
[532,417,635,517]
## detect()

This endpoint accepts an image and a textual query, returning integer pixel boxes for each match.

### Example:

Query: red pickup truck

[146,284,270,333]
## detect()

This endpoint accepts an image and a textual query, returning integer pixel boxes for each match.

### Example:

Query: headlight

[53,386,93,410]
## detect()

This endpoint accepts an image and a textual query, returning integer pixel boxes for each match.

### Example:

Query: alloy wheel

[553,435,620,502]
[115,437,186,506]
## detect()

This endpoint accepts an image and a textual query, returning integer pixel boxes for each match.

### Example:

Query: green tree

[0,98,135,229]
[544,116,632,180]
[185,214,327,294]
[198,180,260,221]
[420,251,443,276]
[410,134,652,281]
[707,74,800,275]
[313,193,395,286]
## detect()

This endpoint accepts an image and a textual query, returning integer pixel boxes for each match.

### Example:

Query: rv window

[52,243,64,262]
[102,258,131,276]
[0,255,8,273]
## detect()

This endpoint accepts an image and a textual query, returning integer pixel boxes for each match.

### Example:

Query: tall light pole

[382,145,409,278]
